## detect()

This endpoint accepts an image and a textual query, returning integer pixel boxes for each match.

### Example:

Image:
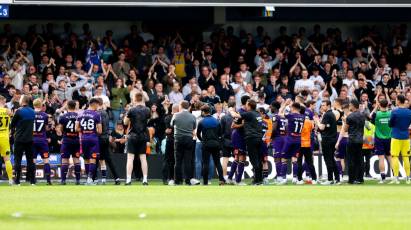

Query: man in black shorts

[124,92,151,186]
[96,98,121,185]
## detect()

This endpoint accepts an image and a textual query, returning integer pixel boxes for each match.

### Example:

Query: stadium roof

[9,0,411,7]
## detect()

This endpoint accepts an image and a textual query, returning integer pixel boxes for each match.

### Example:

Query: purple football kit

[77,110,101,160]
[231,107,246,155]
[32,111,51,183]
[59,112,80,158]
[272,114,288,159]
[33,111,49,159]
[281,113,305,159]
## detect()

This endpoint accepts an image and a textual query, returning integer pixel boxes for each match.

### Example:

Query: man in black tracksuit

[231,99,264,185]
[10,95,36,185]
[196,104,225,185]
[315,100,340,184]
[97,102,121,185]
[162,104,178,184]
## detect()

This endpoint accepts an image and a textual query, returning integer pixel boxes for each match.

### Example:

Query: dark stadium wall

[0,20,408,44]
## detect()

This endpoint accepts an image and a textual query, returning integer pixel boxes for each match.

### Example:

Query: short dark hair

[200,104,211,114]
[89,98,102,105]
[379,99,388,108]
[271,101,281,112]
[397,94,406,104]
[67,100,77,110]
[258,107,267,114]
[305,100,316,107]
[322,100,331,107]
[300,105,306,115]
[180,100,190,109]
[134,92,143,102]
[247,99,257,110]
[349,99,360,109]
[291,102,301,111]
[334,98,343,105]
[227,101,236,108]
[241,95,250,106]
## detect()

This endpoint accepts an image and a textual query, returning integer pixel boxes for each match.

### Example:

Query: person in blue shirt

[389,95,411,184]
[10,95,35,185]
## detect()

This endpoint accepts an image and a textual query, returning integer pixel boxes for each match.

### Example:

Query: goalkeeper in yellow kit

[0,95,13,185]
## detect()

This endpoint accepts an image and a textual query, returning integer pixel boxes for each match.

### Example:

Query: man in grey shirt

[171,100,197,185]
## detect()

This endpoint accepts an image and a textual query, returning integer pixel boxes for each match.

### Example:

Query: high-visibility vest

[362,121,375,150]
[262,117,273,145]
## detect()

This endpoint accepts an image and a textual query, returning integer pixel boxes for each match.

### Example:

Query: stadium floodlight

[265,5,275,12]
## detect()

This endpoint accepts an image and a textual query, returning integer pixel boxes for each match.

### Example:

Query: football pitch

[0,181,410,229]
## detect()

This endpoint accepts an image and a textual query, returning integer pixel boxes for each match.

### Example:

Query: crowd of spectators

[0,22,410,154]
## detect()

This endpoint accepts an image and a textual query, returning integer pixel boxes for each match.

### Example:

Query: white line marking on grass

[11,212,23,218]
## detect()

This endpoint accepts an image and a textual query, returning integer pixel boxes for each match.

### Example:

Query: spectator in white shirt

[94,85,110,109]
[230,72,247,109]
[342,69,358,90]
[168,82,184,104]
[8,61,25,90]
[309,67,325,90]
[182,77,201,98]
[294,69,315,94]
[239,63,252,84]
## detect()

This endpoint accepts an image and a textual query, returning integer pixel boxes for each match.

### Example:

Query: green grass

[1,180,411,229]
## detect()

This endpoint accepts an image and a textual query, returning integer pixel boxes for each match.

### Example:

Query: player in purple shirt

[277,99,305,185]
[32,99,51,185]
[76,98,102,185]
[59,100,81,185]
[227,95,249,185]
[270,101,288,183]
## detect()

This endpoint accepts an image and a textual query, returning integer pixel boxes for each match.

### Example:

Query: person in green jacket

[110,78,129,128]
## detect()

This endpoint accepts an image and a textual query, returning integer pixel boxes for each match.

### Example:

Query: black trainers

[75,181,81,185]
[142,182,148,186]
[60,181,66,185]
[114,179,121,185]
[46,181,52,186]
[125,182,132,186]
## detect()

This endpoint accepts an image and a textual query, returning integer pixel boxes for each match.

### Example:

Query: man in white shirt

[309,67,325,91]
[168,82,184,105]
[230,73,247,109]
[342,69,358,90]
[94,85,110,109]
[182,77,201,98]
[294,69,315,94]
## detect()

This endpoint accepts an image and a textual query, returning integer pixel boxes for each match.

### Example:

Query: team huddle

[0,92,410,186]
